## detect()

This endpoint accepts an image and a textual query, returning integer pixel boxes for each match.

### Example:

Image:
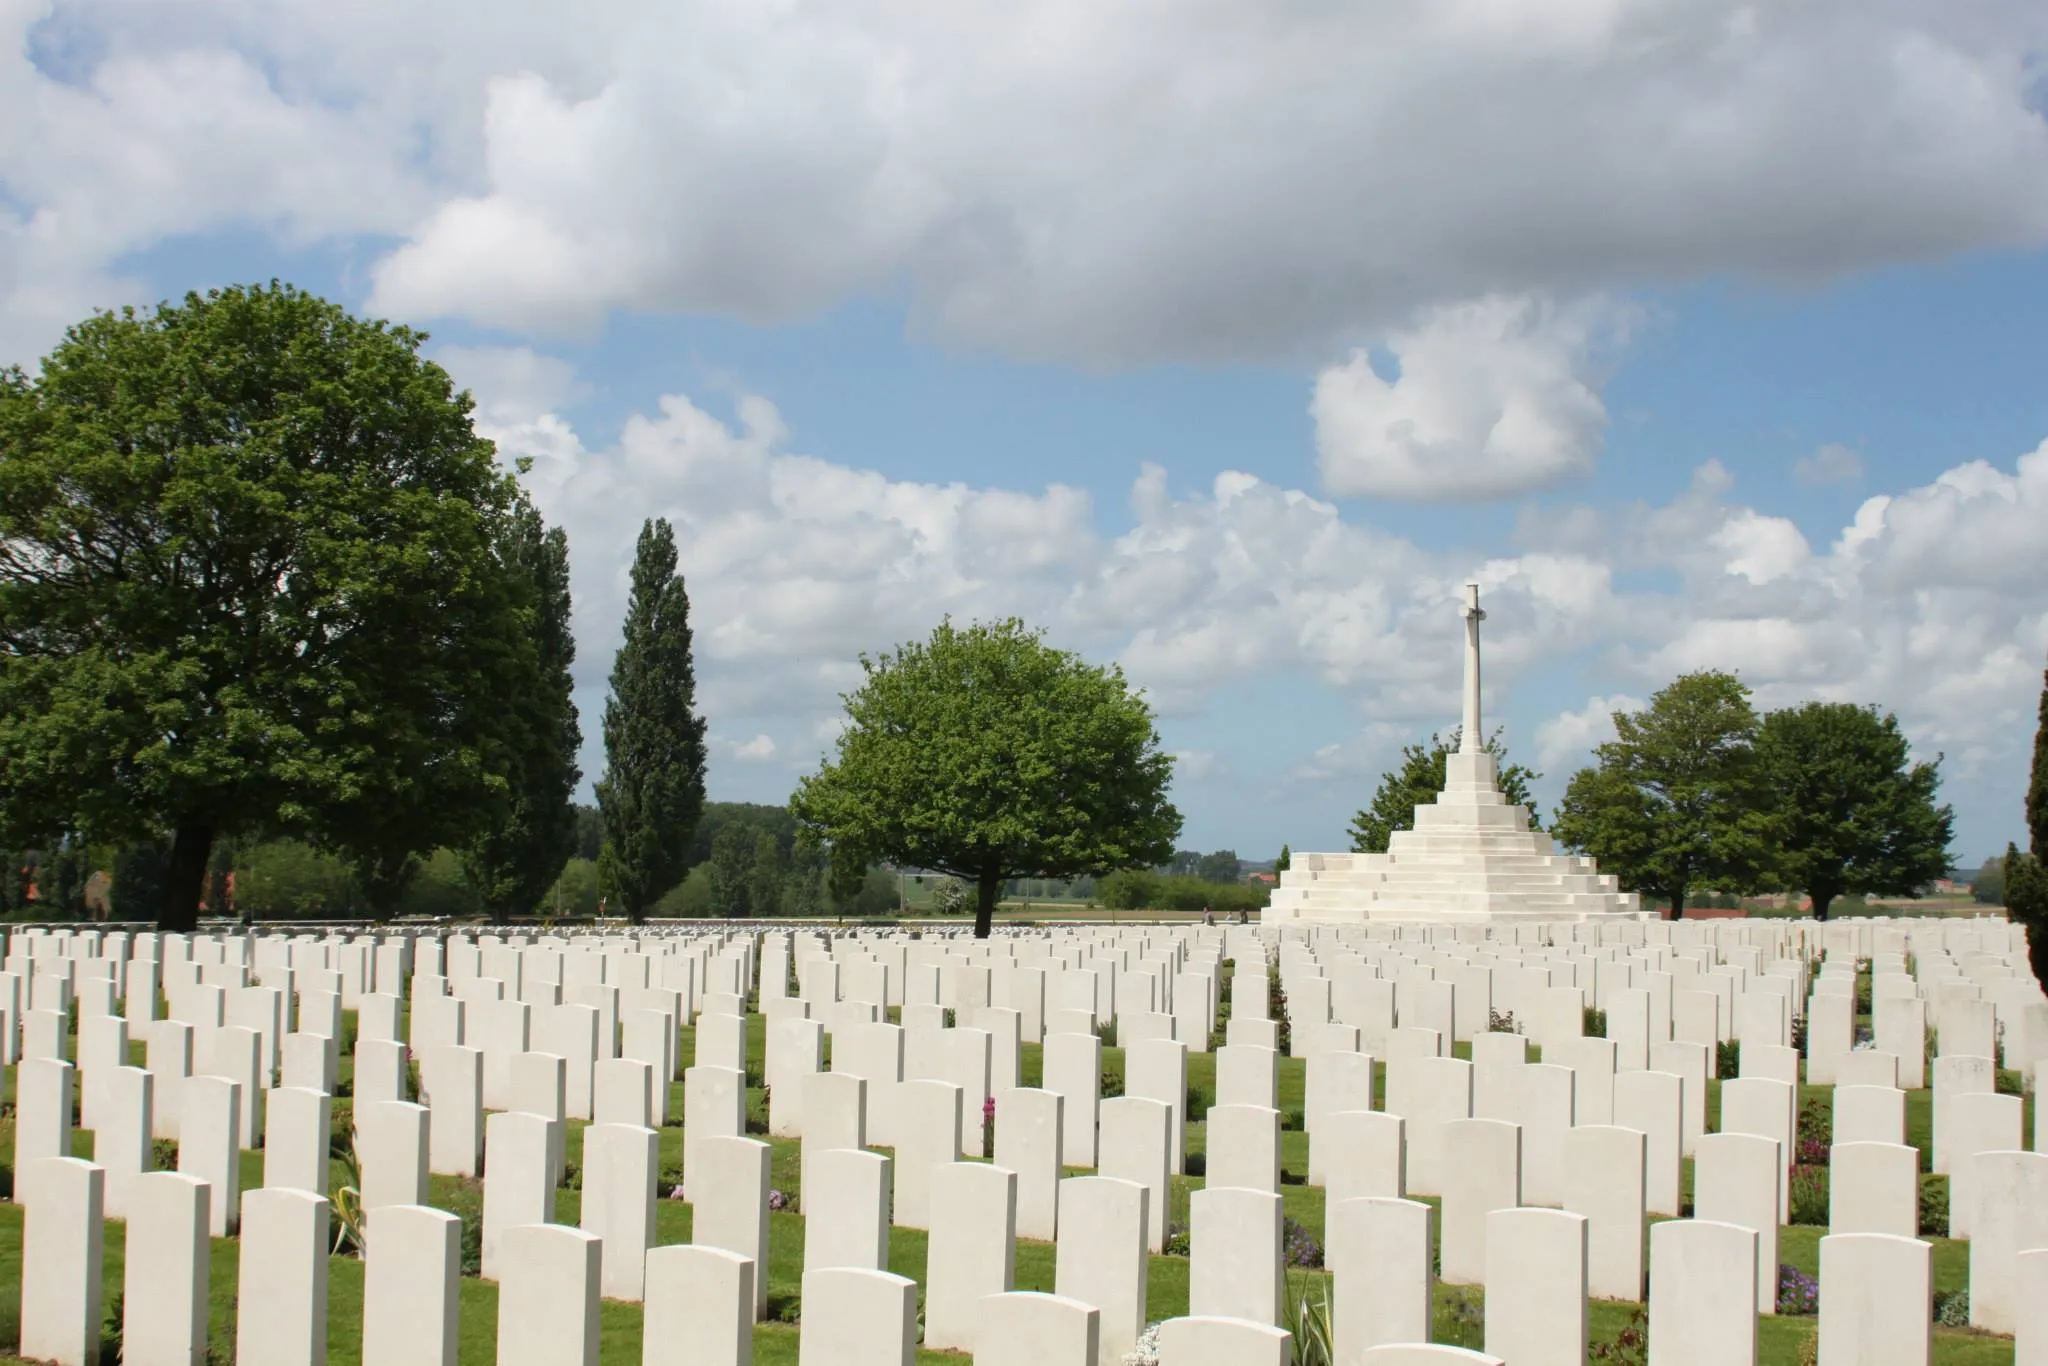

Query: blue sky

[8,3,2048,869]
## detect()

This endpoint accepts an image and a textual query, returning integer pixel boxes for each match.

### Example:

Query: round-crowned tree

[0,284,543,928]
[793,618,1181,938]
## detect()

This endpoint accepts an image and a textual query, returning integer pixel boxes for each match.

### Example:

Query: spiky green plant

[1284,1272,1335,1366]
[330,1128,368,1256]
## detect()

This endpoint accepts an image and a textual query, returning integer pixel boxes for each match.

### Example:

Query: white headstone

[1055,1175,1150,1366]
[361,1204,461,1366]
[1484,1207,1588,1366]
[580,1122,658,1302]
[1329,1196,1433,1356]
[237,1188,330,1366]
[1647,1219,1758,1366]
[19,1157,104,1366]
[1189,1187,1283,1327]
[690,1135,772,1319]
[497,1224,600,1366]
[923,1162,1018,1351]
[644,1245,753,1366]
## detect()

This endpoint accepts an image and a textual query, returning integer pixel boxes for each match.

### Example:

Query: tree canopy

[708,822,755,918]
[1752,701,1952,920]
[792,618,1181,937]
[1551,671,1774,918]
[0,283,539,929]
[463,498,582,917]
[1350,727,1538,854]
[596,518,708,919]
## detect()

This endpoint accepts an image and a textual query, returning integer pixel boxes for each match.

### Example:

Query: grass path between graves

[0,1009,2023,1365]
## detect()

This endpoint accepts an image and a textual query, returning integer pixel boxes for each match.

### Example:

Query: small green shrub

[1788,1166,1829,1226]
[1919,1175,1950,1238]
[1590,1304,1648,1366]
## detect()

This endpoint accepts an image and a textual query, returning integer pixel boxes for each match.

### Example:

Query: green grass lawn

[0,996,2021,1365]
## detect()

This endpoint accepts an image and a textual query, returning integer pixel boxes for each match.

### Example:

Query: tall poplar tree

[2007,667,2048,988]
[596,519,707,919]
[465,498,582,917]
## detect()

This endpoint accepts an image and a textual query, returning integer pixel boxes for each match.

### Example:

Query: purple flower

[767,1189,789,1212]
[1282,1218,1323,1269]
[1776,1264,1820,1316]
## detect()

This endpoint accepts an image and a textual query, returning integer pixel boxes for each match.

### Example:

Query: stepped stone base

[1264,751,1645,925]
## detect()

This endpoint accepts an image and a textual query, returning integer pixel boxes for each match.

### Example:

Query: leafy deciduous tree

[1350,727,1539,854]
[783,839,827,918]
[1752,701,1953,920]
[708,822,755,919]
[1973,856,2007,906]
[596,519,708,919]
[1100,868,1161,911]
[793,618,1181,938]
[0,284,536,930]
[1551,671,1773,919]
[748,830,783,918]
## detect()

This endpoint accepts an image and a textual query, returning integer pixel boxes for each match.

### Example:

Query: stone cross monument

[1262,578,1643,923]
[1459,582,1485,753]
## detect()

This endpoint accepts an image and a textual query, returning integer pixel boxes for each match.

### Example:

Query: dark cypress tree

[2011,668,2048,989]
[2031,667,2048,861]
[466,500,583,916]
[596,519,708,919]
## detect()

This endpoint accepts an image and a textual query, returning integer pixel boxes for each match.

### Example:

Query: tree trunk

[974,867,1001,940]
[161,819,215,932]
[1812,890,1834,922]
[1668,886,1686,920]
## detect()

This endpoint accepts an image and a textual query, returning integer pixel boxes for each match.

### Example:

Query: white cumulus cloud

[444,351,2048,852]
[1312,295,1618,500]
[1534,695,1645,770]
[6,4,2048,367]
[732,734,777,761]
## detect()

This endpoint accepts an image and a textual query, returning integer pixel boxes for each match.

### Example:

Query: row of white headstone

[6,915,2042,1366]
[28,1128,2026,1366]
